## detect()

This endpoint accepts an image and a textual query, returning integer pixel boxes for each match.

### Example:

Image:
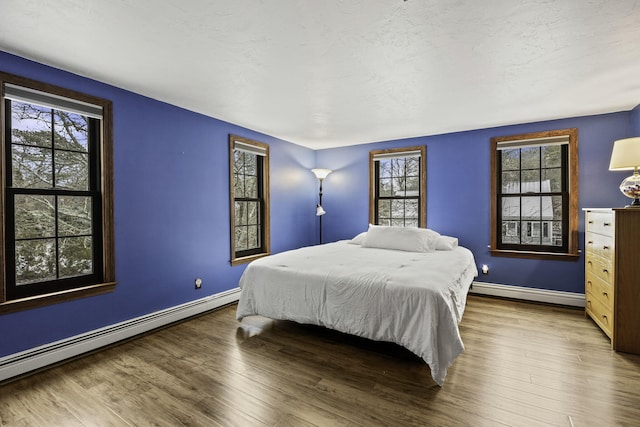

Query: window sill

[490,249,580,261]
[231,252,270,266]
[0,282,116,315]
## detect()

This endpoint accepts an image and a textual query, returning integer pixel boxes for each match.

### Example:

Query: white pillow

[435,235,458,250]
[361,225,437,252]
[348,232,367,245]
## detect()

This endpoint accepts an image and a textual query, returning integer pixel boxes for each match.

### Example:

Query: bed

[236,226,478,386]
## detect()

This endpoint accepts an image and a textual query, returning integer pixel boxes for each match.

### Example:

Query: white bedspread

[236,240,478,385]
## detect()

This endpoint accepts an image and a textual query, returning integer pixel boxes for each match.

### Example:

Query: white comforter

[236,240,478,385]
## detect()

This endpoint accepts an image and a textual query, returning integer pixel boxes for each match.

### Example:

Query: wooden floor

[1,295,640,426]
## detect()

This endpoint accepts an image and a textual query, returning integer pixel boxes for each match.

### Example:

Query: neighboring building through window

[490,128,579,260]
[369,146,426,227]
[229,135,270,265]
[0,72,115,314]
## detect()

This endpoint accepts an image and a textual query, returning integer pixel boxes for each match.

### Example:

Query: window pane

[542,145,561,168]
[11,145,53,188]
[501,221,520,244]
[53,111,89,152]
[15,239,57,285]
[235,226,247,252]
[235,201,247,226]
[391,158,405,177]
[234,151,245,175]
[379,178,392,197]
[391,219,405,227]
[59,196,92,237]
[521,170,540,193]
[406,157,419,176]
[502,171,520,194]
[378,160,392,178]
[521,147,540,169]
[501,196,520,220]
[234,173,244,198]
[245,176,258,198]
[522,221,540,244]
[55,150,89,190]
[59,236,93,278]
[378,218,391,226]
[521,196,541,220]
[378,199,390,219]
[392,176,406,195]
[551,195,563,221]
[14,195,55,239]
[405,199,418,220]
[243,154,257,176]
[247,202,260,226]
[501,149,520,171]
[540,196,555,222]
[551,221,563,246]
[406,176,419,194]
[391,199,405,219]
[247,225,260,249]
[405,219,418,228]
[11,102,52,148]
[542,168,562,192]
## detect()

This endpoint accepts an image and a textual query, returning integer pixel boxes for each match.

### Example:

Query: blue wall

[631,103,640,135]
[0,51,318,357]
[317,112,634,294]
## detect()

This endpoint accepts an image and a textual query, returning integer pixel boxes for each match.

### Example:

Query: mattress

[236,240,478,385]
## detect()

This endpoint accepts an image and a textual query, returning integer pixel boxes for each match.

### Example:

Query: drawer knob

[588,220,594,224]
[602,291,608,297]
[603,246,610,250]
[588,240,594,245]
[604,222,611,226]
[603,268,609,273]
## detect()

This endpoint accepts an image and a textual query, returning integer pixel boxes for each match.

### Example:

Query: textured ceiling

[1,1,640,149]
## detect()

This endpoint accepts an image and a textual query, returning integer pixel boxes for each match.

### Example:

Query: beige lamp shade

[311,168,332,180]
[609,137,640,171]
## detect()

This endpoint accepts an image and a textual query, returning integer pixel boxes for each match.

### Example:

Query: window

[490,128,578,260]
[0,72,115,314]
[369,146,426,227]
[229,135,270,265]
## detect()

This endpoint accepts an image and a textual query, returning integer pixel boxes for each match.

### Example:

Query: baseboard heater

[470,281,585,307]
[0,288,241,383]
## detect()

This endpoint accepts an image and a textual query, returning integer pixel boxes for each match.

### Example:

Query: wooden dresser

[584,208,640,354]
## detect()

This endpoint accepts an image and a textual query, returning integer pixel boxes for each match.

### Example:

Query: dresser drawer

[585,232,614,261]
[586,211,614,237]
[586,294,613,338]
[586,252,614,285]
[586,272,614,310]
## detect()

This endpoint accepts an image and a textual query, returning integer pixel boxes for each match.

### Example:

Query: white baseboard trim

[0,288,241,383]
[470,281,585,308]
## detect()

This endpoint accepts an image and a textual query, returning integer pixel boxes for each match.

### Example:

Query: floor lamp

[311,168,332,244]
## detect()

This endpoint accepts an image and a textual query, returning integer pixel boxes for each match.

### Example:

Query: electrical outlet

[195,278,203,289]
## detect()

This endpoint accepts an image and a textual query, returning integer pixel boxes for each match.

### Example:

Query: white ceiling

[1,1,640,149]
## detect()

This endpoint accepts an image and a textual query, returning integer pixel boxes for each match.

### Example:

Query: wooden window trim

[0,71,116,314]
[229,135,270,266]
[369,146,427,227]
[490,128,579,261]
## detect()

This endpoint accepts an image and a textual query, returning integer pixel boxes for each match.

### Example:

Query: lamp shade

[311,168,332,180]
[316,204,326,216]
[609,137,640,171]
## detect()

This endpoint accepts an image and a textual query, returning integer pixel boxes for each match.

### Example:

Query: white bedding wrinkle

[236,240,478,386]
